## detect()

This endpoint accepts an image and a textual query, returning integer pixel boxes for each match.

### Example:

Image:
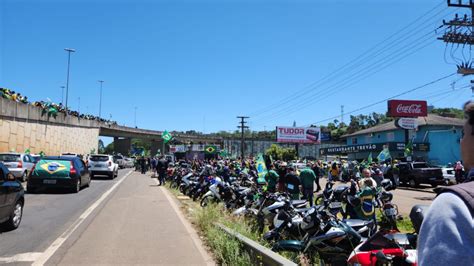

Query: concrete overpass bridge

[0,97,222,156]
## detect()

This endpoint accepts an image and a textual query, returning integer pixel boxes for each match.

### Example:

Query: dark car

[0,162,25,230]
[397,162,444,188]
[26,156,91,193]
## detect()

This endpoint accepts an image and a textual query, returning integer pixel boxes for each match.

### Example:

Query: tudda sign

[387,100,428,117]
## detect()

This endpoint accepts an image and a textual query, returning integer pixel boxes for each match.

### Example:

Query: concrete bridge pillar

[114,137,132,155]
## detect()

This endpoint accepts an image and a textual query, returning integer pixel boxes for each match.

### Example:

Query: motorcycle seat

[343,219,374,228]
[295,207,311,213]
[291,200,307,206]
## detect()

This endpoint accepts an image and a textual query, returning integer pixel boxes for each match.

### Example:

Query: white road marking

[0,252,42,263]
[32,170,133,266]
[156,179,214,265]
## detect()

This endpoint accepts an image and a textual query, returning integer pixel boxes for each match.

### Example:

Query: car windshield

[0,154,21,162]
[90,156,109,162]
[413,163,429,168]
[113,156,122,160]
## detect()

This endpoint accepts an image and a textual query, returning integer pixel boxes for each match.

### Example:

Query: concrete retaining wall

[0,98,99,155]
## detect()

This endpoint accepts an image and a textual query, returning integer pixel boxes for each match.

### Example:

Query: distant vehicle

[123,157,134,168]
[113,155,125,169]
[0,153,36,182]
[441,167,456,186]
[397,162,444,188]
[0,162,24,230]
[27,156,91,193]
[89,155,119,179]
[61,153,83,160]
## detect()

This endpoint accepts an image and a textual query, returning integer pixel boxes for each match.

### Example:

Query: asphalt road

[0,169,213,265]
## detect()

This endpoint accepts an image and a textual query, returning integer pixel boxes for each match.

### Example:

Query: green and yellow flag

[33,160,71,178]
[162,130,173,143]
[205,145,217,154]
[256,153,268,185]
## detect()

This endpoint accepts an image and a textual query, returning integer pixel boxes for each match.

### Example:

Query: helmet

[381,179,393,190]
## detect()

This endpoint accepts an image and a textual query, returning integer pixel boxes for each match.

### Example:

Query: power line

[252,33,441,125]
[305,73,458,126]
[248,1,450,118]
[251,11,457,124]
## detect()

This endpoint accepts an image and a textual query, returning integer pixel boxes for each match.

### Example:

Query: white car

[88,155,119,179]
[442,167,456,185]
[0,153,36,182]
[123,157,134,168]
[113,155,125,169]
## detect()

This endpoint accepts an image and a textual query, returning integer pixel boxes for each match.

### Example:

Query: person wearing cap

[418,101,474,265]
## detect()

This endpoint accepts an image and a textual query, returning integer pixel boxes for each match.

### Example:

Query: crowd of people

[0,87,117,125]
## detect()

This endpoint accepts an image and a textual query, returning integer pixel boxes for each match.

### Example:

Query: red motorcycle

[347,205,428,266]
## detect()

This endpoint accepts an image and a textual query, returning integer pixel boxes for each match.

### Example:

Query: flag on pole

[162,130,173,143]
[367,152,373,165]
[256,153,268,185]
[377,146,391,162]
[24,148,31,155]
[404,138,414,158]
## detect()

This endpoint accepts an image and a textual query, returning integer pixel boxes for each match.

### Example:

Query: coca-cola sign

[388,100,427,117]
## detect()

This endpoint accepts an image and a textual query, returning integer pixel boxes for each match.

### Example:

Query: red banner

[387,100,427,117]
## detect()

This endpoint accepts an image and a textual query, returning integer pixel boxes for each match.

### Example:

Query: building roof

[342,114,464,138]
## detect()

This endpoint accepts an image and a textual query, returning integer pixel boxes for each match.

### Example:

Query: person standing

[418,101,474,265]
[284,167,301,200]
[156,156,168,185]
[312,161,322,192]
[265,164,279,193]
[300,163,317,206]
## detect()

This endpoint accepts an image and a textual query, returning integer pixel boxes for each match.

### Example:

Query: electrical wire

[251,33,441,125]
[250,1,453,117]
[250,11,454,123]
[302,73,458,126]
[247,1,449,117]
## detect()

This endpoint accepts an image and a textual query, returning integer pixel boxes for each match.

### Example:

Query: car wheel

[109,173,114,180]
[74,179,81,193]
[21,172,28,182]
[431,183,438,188]
[5,200,23,230]
[409,179,418,188]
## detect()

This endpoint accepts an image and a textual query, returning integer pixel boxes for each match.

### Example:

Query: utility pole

[439,1,474,75]
[98,80,104,119]
[237,116,249,159]
[341,105,344,124]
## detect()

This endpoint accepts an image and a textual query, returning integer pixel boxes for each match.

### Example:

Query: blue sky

[1,0,472,137]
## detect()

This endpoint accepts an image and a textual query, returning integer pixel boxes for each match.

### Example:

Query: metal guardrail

[215,223,297,266]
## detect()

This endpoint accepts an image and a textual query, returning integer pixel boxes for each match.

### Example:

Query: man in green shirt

[265,164,279,193]
[299,163,317,206]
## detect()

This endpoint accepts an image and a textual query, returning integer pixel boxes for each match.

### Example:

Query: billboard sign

[387,100,427,117]
[276,127,321,144]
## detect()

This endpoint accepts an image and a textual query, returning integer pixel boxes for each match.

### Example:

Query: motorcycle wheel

[200,195,212,208]
[314,195,324,206]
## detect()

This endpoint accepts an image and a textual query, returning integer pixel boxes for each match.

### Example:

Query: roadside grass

[166,186,254,265]
[166,184,415,265]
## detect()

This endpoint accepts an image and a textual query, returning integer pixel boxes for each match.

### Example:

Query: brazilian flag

[33,160,71,178]
[205,145,217,154]
[256,153,268,185]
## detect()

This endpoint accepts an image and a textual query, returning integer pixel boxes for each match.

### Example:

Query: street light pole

[64,48,75,113]
[98,80,104,118]
[60,86,65,104]
[134,107,137,128]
